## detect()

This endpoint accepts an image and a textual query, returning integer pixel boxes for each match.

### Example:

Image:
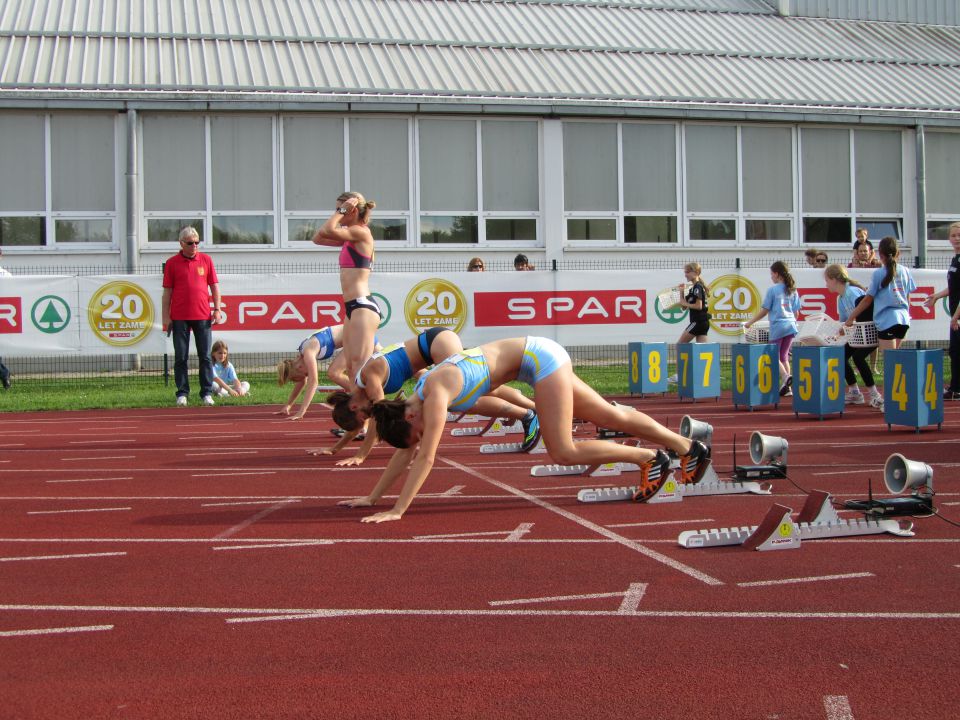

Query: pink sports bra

[339,242,374,270]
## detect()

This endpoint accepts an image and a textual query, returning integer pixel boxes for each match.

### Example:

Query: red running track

[1,395,958,719]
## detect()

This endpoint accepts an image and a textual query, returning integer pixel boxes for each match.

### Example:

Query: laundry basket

[848,321,878,347]
[796,313,847,347]
[743,321,770,344]
[657,287,683,310]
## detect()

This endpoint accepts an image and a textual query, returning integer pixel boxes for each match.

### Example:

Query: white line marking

[61,456,135,461]
[617,583,648,614]
[0,444,25,448]
[490,588,632,607]
[0,552,127,563]
[179,435,243,441]
[414,529,524,540]
[440,485,466,496]
[192,471,276,477]
[213,541,333,551]
[438,456,724,586]
[68,439,137,445]
[27,507,132,516]
[3,603,960,623]
[213,499,296,540]
[608,518,714,528]
[186,451,259,457]
[202,500,302,507]
[824,695,855,720]
[738,572,875,588]
[505,523,534,541]
[0,625,114,638]
[46,477,134,484]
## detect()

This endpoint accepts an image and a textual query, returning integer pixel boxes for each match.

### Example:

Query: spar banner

[0,268,948,356]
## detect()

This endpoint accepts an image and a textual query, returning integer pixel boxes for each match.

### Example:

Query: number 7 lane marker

[439,457,723,586]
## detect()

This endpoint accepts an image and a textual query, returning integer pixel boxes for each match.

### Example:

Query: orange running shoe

[679,440,710,484]
[632,450,672,502]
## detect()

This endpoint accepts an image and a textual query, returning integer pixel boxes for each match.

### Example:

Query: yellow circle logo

[709,274,762,337]
[88,281,155,347]
[404,278,468,334]
[778,522,794,538]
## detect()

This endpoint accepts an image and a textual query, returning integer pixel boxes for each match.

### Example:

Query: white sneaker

[202,395,215,406]
[666,374,678,384]
[176,396,187,407]
[845,389,865,405]
[869,395,884,410]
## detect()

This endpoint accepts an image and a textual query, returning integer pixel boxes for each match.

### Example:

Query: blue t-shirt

[867,264,916,331]
[762,284,800,341]
[212,361,238,384]
[837,285,867,323]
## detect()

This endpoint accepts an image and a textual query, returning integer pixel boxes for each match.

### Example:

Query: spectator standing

[0,248,10,389]
[844,236,918,411]
[514,254,534,271]
[744,261,800,396]
[467,257,485,272]
[210,340,250,398]
[849,239,881,268]
[922,221,960,399]
[161,226,223,407]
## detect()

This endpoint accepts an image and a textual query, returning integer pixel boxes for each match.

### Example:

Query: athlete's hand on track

[307,447,334,456]
[286,413,305,421]
[335,455,366,467]
[338,496,375,508]
[273,405,292,416]
[361,510,403,523]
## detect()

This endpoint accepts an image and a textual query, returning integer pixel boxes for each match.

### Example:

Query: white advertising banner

[0,267,951,356]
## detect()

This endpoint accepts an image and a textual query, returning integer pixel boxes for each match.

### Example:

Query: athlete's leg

[344,308,380,389]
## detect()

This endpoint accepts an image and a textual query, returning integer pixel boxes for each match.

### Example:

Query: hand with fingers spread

[338,496,376,509]
[361,510,403,523]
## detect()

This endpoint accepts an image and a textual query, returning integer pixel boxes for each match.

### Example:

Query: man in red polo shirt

[161,226,224,406]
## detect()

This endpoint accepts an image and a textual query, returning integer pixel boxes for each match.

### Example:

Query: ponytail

[770,260,796,295]
[878,236,899,289]
[276,359,295,386]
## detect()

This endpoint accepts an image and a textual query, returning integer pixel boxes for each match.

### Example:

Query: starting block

[531,462,641,478]
[446,412,483,424]
[479,438,546,454]
[451,418,522,437]
[677,490,915,550]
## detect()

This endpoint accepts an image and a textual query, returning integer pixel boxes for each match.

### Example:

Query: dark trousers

[844,345,876,388]
[0,358,9,387]
[949,325,960,393]
[172,319,214,398]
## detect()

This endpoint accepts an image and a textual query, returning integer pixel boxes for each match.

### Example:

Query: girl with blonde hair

[823,264,880,407]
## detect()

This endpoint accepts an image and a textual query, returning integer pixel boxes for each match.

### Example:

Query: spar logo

[88,281,155,347]
[474,290,645,326]
[0,296,21,334]
[31,295,71,334]
[404,279,467,333]
[215,294,390,330]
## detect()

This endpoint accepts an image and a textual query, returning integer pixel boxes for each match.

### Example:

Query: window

[211,115,274,246]
[924,131,960,246]
[143,115,206,244]
[685,125,738,243]
[482,120,539,242]
[623,124,678,245]
[351,117,410,243]
[563,122,618,243]
[0,112,117,248]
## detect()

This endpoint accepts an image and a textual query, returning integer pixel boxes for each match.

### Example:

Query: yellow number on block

[631,351,639,384]
[798,358,812,401]
[735,354,745,393]
[924,363,938,410]
[758,353,772,394]
[700,351,713,387]
[680,352,689,385]
[648,351,661,384]
[891,364,908,411]
[826,357,840,400]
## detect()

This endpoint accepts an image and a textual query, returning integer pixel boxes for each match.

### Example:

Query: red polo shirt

[163,252,219,321]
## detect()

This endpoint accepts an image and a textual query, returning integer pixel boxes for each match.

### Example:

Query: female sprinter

[844,236,917,411]
[343,337,709,523]
[276,324,353,419]
[312,192,379,390]
[324,328,539,466]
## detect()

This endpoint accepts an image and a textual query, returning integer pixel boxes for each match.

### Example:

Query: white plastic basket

[796,313,847,347]
[848,321,878,347]
[743,321,770,344]
[657,287,683,310]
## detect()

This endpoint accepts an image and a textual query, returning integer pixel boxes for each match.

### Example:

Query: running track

[1,395,958,719]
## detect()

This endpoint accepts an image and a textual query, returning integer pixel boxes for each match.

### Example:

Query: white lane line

[3,602,960,624]
[192,471,276,477]
[414,530,520,540]
[213,541,333,551]
[47,477,134,484]
[439,456,724,586]
[68,439,137,445]
[608,518,714,528]
[186,451,259,457]
[490,589,631,607]
[824,695,855,720]
[61,456,135,462]
[505,523,534,541]
[179,435,243,441]
[738,572,875,588]
[440,485,466,496]
[27,507,132,516]
[202,500,302,507]
[213,499,297,540]
[0,625,114,638]
[617,583,648,614]
[0,552,127,563]
[0,444,25,448]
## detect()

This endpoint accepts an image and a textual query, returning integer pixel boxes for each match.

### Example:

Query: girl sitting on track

[844,236,917,411]
[341,336,709,523]
[211,340,250,398]
[322,328,539,466]
[744,260,800,397]
[824,264,882,408]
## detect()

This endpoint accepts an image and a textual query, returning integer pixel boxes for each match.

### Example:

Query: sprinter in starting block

[341,336,709,523]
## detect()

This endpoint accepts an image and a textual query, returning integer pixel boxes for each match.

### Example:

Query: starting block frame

[451,418,523,437]
[480,438,546,454]
[677,490,915,550]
